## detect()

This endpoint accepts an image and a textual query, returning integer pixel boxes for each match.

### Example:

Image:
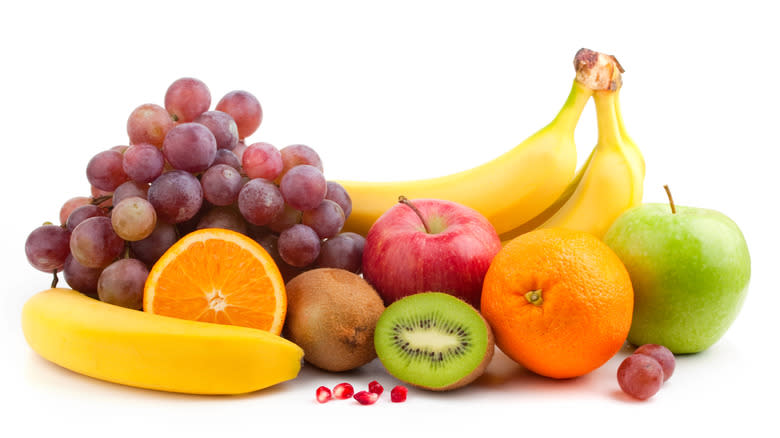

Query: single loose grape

[617,354,664,400]
[634,344,675,382]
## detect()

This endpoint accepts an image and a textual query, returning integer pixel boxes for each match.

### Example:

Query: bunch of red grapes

[25,77,364,309]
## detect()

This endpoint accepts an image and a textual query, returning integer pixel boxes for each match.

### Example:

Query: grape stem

[398,196,431,234]
[91,195,113,206]
[51,270,59,288]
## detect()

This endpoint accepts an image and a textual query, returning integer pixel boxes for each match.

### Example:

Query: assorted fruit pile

[21,48,752,403]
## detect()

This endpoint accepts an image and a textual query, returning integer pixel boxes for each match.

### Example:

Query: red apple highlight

[362,197,501,308]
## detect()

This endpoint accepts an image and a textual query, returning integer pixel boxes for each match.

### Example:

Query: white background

[1,1,777,436]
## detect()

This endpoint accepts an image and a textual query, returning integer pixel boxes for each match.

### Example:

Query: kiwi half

[374,292,494,391]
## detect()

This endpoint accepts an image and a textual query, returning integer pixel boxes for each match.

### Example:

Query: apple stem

[663,185,676,214]
[398,195,431,234]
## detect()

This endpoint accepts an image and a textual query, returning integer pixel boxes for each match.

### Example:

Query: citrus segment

[144,228,286,334]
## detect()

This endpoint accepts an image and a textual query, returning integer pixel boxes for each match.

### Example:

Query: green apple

[603,198,750,354]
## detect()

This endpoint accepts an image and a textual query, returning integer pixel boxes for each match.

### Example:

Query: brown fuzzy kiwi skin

[283,268,385,372]
[419,312,496,391]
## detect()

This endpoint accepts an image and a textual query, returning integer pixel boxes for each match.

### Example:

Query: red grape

[86,150,129,192]
[194,110,239,150]
[111,196,157,241]
[316,232,365,273]
[63,254,102,298]
[97,258,149,310]
[69,216,125,269]
[242,142,282,180]
[302,199,345,238]
[59,196,91,225]
[130,222,178,267]
[148,170,203,224]
[25,224,71,273]
[162,123,217,173]
[634,344,675,382]
[325,181,352,219]
[200,164,243,206]
[164,77,211,123]
[215,90,262,139]
[280,164,327,211]
[238,178,285,226]
[617,354,664,400]
[212,149,241,170]
[112,181,150,206]
[127,103,174,147]
[123,143,164,183]
[278,224,320,267]
[66,204,107,232]
[278,144,323,180]
[196,206,248,235]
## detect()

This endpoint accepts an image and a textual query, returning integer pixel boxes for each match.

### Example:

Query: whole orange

[481,228,633,379]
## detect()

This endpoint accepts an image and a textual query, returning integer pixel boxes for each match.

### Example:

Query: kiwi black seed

[374,292,495,391]
[283,268,385,372]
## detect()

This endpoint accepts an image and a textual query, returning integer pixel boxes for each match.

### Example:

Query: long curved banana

[499,86,645,242]
[22,288,304,395]
[339,79,590,236]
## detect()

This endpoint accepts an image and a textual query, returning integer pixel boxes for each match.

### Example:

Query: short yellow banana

[22,288,304,395]
[499,87,645,242]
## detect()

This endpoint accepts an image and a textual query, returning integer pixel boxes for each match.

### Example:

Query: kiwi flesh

[284,268,385,372]
[374,292,494,391]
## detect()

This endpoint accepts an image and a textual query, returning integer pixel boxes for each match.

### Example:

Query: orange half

[144,228,286,335]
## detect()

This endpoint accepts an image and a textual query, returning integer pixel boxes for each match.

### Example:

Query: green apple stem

[664,185,676,214]
[398,195,431,234]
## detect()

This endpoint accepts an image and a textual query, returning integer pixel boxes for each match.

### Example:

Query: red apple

[362,197,501,308]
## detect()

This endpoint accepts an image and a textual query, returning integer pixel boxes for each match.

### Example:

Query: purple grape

[232,141,247,161]
[111,196,157,241]
[278,224,320,267]
[197,206,248,235]
[243,142,282,180]
[280,165,327,211]
[86,150,129,192]
[112,180,150,206]
[164,77,211,123]
[634,344,675,382]
[69,216,125,269]
[25,224,71,273]
[200,164,243,206]
[162,122,217,173]
[97,258,149,310]
[237,178,285,226]
[302,199,345,238]
[148,170,203,224]
[617,354,664,400]
[325,181,352,219]
[130,222,178,266]
[194,110,239,150]
[63,254,102,298]
[212,149,242,170]
[122,143,164,183]
[127,103,175,147]
[316,232,365,273]
[66,204,107,232]
[215,90,262,139]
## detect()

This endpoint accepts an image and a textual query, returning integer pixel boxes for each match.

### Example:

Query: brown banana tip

[574,48,624,91]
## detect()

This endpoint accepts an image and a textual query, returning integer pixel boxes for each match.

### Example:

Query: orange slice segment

[144,228,286,335]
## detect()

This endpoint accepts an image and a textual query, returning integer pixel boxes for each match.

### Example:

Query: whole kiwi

[284,268,385,372]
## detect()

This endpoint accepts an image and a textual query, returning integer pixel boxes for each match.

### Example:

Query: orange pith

[481,227,633,379]
[144,228,286,335]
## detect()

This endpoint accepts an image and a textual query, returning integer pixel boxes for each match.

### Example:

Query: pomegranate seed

[391,385,408,403]
[354,390,379,405]
[368,380,384,396]
[316,386,332,403]
[332,382,354,399]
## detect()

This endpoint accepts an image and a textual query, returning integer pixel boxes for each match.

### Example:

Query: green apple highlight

[604,197,750,354]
